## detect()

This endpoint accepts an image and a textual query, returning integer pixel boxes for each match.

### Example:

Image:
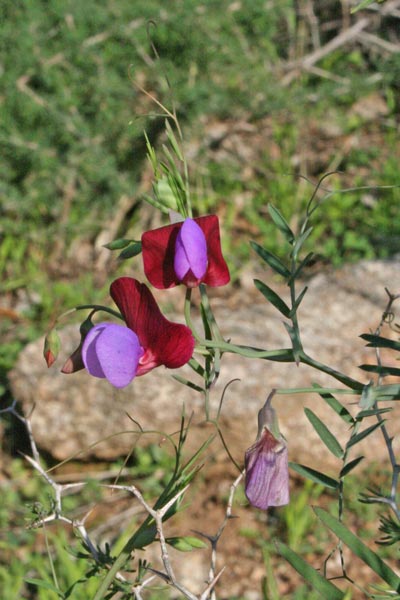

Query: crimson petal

[141,215,230,289]
[110,277,195,371]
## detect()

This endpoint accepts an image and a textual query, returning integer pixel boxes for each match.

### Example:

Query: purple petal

[174,218,208,281]
[82,322,143,388]
[245,430,289,510]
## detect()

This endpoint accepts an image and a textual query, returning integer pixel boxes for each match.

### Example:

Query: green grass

[1,5,400,594]
[0,443,179,599]
[1,442,396,599]
[1,0,399,382]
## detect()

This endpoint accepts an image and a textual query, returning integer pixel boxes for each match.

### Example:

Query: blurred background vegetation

[1,0,400,382]
[1,1,399,596]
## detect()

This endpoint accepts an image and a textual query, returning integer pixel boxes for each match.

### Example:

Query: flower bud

[244,392,289,510]
[43,328,61,367]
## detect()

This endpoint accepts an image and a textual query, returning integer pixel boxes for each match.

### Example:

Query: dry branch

[284,16,369,78]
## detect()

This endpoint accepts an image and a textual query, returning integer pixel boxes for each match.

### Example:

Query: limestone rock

[8,259,400,466]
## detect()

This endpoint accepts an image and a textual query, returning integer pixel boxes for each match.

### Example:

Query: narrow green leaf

[289,462,339,489]
[289,252,314,282]
[118,241,142,260]
[262,548,281,600]
[314,508,400,591]
[283,322,302,363]
[267,204,295,243]
[290,286,308,315]
[24,579,63,596]
[351,0,376,14]
[154,176,177,209]
[360,334,400,352]
[250,241,290,278]
[340,456,364,477]
[144,192,169,213]
[374,384,400,401]
[161,148,181,178]
[164,160,185,191]
[144,131,158,174]
[103,238,132,250]
[317,389,354,425]
[359,364,400,377]
[188,358,205,377]
[346,421,385,450]
[292,227,313,260]
[165,119,184,161]
[173,375,204,393]
[183,536,208,549]
[304,408,344,458]
[275,541,345,599]
[357,407,392,419]
[166,536,207,552]
[253,279,291,317]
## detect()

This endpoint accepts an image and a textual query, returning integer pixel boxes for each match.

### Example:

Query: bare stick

[282,17,369,85]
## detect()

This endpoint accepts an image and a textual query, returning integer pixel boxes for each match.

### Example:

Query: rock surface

[8,259,400,467]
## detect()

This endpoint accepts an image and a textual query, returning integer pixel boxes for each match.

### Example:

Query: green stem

[184,288,203,342]
[199,283,224,343]
[299,351,363,391]
[197,339,294,360]
[93,516,157,599]
[196,339,363,390]
[183,157,192,217]
[276,387,358,396]
[288,262,303,355]
[204,386,210,421]
[74,305,123,320]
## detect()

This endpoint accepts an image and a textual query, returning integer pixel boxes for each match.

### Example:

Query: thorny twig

[131,575,157,600]
[108,483,200,599]
[3,401,245,599]
[193,470,245,600]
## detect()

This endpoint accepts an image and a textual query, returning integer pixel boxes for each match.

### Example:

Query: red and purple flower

[244,393,289,510]
[141,215,230,289]
[62,277,195,388]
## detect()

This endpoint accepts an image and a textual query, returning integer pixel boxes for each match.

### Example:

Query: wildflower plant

[4,92,400,599]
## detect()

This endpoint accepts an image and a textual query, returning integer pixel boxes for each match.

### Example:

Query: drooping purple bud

[174,218,208,286]
[82,322,143,389]
[244,392,289,510]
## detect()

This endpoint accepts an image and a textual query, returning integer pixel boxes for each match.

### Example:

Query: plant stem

[299,351,363,391]
[74,304,122,320]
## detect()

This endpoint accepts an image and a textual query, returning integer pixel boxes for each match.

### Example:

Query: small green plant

[2,4,400,599]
